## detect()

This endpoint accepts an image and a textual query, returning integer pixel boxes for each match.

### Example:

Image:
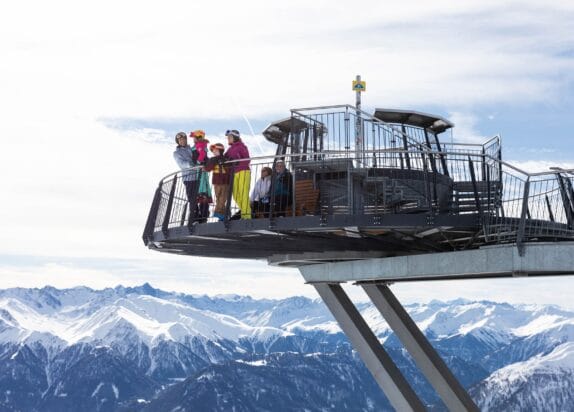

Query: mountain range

[0,283,573,411]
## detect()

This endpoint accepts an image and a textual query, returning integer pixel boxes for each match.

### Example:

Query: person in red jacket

[204,143,230,221]
[224,130,251,220]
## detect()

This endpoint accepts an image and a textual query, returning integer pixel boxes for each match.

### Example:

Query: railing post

[423,129,438,173]
[224,168,235,229]
[423,154,433,211]
[269,162,277,223]
[180,203,188,226]
[142,182,164,245]
[347,162,354,214]
[563,175,574,229]
[162,175,178,236]
[468,157,483,218]
[545,195,555,222]
[516,178,530,256]
[401,125,412,170]
[498,146,503,187]
[433,133,449,177]
[292,168,296,217]
[481,147,486,181]
[344,110,351,151]
[556,173,574,229]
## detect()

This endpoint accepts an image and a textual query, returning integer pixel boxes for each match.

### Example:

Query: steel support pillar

[362,283,479,412]
[313,283,425,411]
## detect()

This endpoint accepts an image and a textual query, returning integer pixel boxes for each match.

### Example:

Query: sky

[1,0,574,308]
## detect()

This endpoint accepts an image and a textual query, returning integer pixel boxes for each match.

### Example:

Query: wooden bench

[294,179,320,216]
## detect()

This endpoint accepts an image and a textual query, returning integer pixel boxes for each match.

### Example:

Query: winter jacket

[198,170,212,200]
[224,141,250,172]
[173,145,200,181]
[250,176,271,202]
[194,140,209,164]
[273,170,293,197]
[204,155,230,185]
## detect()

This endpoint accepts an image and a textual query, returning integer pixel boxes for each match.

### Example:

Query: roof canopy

[373,108,454,134]
[262,117,326,144]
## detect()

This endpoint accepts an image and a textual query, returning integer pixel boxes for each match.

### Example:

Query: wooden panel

[294,179,320,216]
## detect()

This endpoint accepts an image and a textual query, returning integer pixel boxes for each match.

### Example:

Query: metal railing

[287,105,501,175]
[143,105,573,253]
[143,148,574,252]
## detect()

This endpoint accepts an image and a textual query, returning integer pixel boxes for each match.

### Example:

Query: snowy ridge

[490,342,574,382]
[0,284,573,411]
[1,293,286,346]
[0,286,572,347]
[473,342,574,411]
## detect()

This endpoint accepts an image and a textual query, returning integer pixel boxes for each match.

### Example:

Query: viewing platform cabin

[143,105,574,265]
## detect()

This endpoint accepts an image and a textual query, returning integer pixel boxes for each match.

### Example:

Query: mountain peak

[123,283,159,297]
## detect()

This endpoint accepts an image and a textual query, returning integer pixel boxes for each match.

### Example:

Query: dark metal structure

[142,104,574,410]
[143,105,574,262]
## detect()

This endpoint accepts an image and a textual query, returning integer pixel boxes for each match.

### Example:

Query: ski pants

[232,170,251,219]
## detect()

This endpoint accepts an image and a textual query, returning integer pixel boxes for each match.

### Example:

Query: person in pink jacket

[224,129,251,219]
[190,129,209,164]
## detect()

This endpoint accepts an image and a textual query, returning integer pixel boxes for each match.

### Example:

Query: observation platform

[143,105,574,266]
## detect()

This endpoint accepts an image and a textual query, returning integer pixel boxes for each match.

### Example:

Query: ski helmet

[210,143,225,152]
[190,129,206,140]
[175,132,187,144]
[225,129,241,142]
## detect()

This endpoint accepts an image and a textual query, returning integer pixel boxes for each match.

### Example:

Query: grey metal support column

[313,283,425,412]
[361,283,479,412]
[401,125,412,170]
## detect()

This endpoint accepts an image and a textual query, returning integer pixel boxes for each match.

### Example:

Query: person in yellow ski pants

[224,129,251,219]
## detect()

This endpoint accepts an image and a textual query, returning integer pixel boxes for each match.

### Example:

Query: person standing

[204,143,229,221]
[224,129,251,219]
[190,129,209,164]
[173,131,203,223]
[190,130,212,222]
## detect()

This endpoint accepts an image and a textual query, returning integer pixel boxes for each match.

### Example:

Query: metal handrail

[147,143,574,253]
[290,104,500,155]
[159,148,570,183]
[291,105,432,153]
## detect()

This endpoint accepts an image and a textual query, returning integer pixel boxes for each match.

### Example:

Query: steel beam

[298,242,574,283]
[313,283,425,412]
[362,283,479,412]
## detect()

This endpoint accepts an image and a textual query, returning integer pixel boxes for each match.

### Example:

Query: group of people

[173,129,293,224]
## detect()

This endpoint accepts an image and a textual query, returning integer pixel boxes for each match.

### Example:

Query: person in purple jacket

[224,129,251,219]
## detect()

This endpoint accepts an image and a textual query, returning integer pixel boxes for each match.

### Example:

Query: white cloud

[1,1,574,301]
[447,112,490,143]
[505,160,574,174]
[2,1,574,119]
[0,256,309,300]
[393,276,574,311]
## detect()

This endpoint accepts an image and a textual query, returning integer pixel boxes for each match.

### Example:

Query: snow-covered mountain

[0,283,572,411]
[472,342,574,411]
